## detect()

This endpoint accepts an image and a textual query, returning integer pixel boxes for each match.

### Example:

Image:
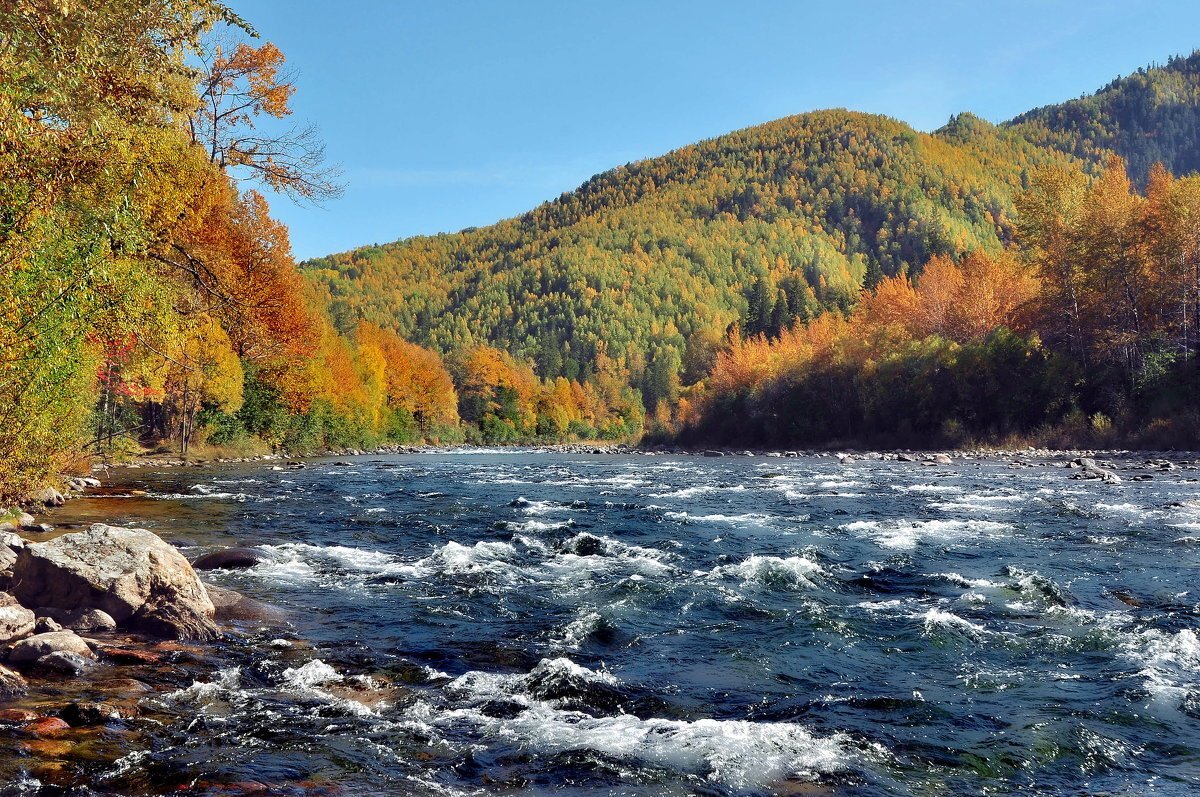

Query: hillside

[1006,51,1200,185]
[303,111,1075,406]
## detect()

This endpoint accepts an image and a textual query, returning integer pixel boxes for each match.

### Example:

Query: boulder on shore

[39,607,117,632]
[0,532,24,590]
[9,524,218,640]
[29,488,65,507]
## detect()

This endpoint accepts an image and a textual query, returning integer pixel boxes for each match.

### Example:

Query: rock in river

[7,630,95,665]
[9,524,218,640]
[0,664,27,698]
[191,547,264,571]
[0,593,35,643]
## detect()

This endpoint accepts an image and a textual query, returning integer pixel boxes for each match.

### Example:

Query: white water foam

[665,511,778,527]
[650,484,748,499]
[1125,628,1200,701]
[434,659,845,790]
[707,555,823,589]
[840,519,1012,549]
[921,608,987,638]
[930,494,1025,513]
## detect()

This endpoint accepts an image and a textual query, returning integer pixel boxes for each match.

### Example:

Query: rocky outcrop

[1071,457,1122,484]
[9,524,218,640]
[0,593,35,643]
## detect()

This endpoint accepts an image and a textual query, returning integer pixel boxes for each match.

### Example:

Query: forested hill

[303,110,1073,402]
[1006,51,1200,185]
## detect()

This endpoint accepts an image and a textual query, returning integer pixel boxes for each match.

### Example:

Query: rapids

[10,452,1200,795]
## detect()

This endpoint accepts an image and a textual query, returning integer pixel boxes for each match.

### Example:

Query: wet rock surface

[10,523,218,640]
[0,593,35,642]
[191,547,265,571]
[7,630,96,665]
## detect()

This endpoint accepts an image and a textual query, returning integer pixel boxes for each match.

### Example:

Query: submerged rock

[36,650,96,675]
[10,524,218,640]
[7,630,95,665]
[0,593,35,643]
[61,700,130,726]
[191,547,264,571]
[205,584,288,625]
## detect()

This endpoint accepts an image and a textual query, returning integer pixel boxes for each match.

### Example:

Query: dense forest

[4,2,1200,501]
[675,156,1200,448]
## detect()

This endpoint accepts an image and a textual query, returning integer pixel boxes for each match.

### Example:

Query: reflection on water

[5,452,1200,796]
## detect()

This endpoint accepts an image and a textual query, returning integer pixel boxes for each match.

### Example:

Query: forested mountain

[304,52,1200,444]
[1007,52,1200,186]
[304,112,1075,406]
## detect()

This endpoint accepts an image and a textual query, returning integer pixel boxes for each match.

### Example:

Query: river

[8,451,1200,795]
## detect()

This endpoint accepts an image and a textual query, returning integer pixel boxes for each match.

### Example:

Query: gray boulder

[0,593,35,643]
[39,607,117,632]
[10,524,217,640]
[1072,457,1122,484]
[7,630,95,665]
[0,532,24,589]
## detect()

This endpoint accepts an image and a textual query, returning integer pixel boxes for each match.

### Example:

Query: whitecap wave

[840,518,1011,549]
[433,659,845,790]
[1125,628,1200,700]
[707,555,823,589]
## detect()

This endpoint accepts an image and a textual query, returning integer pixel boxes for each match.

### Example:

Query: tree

[190,39,342,200]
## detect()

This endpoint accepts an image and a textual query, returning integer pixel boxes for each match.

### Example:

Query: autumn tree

[190,39,342,200]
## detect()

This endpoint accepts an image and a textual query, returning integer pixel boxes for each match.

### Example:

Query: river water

[11,452,1200,795]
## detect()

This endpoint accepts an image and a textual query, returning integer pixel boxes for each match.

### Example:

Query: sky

[229,0,1200,261]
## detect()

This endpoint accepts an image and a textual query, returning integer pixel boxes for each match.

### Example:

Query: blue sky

[229,0,1200,261]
